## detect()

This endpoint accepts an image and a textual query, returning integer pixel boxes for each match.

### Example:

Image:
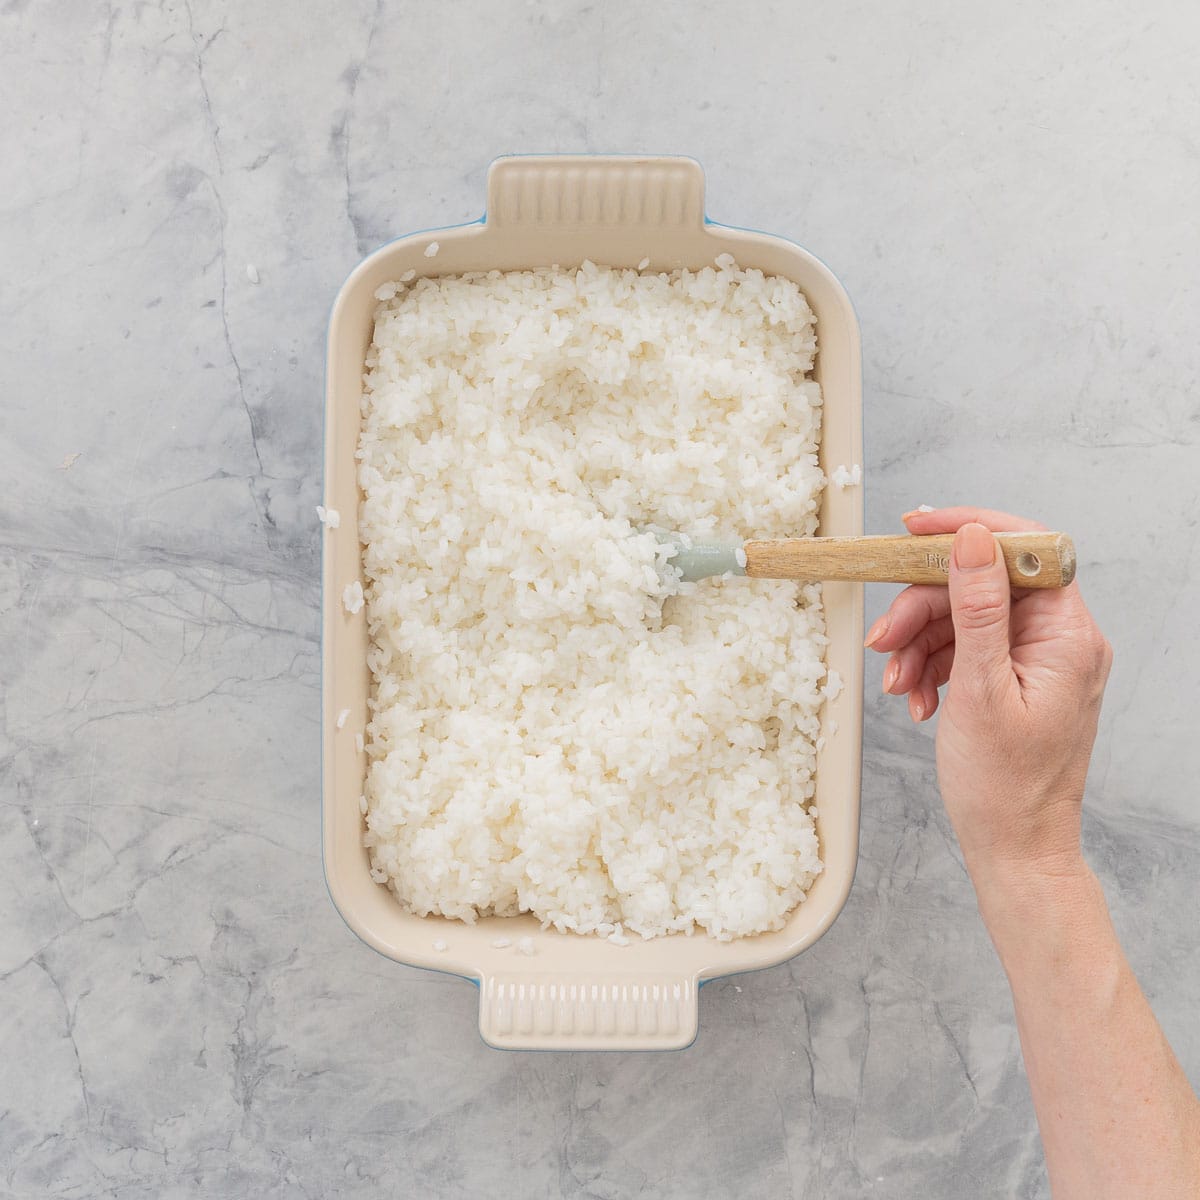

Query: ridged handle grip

[743,532,1076,588]
[486,155,706,230]
[477,973,699,1050]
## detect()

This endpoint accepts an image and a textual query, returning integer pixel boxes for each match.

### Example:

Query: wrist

[965,851,1106,968]
[965,846,1091,898]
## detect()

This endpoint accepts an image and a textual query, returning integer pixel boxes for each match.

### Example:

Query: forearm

[970,858,1200,1199]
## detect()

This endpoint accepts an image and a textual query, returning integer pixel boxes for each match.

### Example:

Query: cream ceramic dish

[322,156,864,1050]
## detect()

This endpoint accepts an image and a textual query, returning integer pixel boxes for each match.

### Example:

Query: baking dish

[323,155,863,1049]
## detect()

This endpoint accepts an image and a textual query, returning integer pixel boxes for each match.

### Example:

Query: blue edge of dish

[320,181,866,1051]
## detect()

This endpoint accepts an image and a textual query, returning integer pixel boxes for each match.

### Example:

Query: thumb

[948,523,1013,683]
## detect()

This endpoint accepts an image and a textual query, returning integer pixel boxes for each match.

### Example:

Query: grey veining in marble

[3,2,1198,1197]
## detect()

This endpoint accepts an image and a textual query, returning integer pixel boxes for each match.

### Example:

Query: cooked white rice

[357,256,832,941]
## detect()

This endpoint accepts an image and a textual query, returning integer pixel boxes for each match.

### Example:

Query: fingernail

[912,698,925,721]
[882,659,900,693]
[900,509,920,523]
[864,615,890,648]
[954,522,996,570]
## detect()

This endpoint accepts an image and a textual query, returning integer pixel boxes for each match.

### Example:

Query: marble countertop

[4,2,1198,1196]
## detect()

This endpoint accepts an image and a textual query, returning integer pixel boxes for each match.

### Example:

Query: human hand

[864,507,1113,882]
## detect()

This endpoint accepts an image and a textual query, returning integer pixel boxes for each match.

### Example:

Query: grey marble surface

[3,1,1198,1196]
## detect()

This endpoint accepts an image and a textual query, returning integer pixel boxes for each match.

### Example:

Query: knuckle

[917,623,944,655]
[1101,637,1114,671]
[954,585,1008,628]
[1066,628,1113,698]
[1083,628,1112,669]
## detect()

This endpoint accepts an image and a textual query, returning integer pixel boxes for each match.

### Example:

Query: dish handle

[477,971,700,1051]
[485,154,706,232]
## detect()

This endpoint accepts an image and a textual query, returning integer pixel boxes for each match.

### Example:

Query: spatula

[657,531,1076,588]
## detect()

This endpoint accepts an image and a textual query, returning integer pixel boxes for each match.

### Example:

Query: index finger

[900,506,1049,535]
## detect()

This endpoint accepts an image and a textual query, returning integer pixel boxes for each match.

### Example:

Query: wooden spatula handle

[743,533,1076,588]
